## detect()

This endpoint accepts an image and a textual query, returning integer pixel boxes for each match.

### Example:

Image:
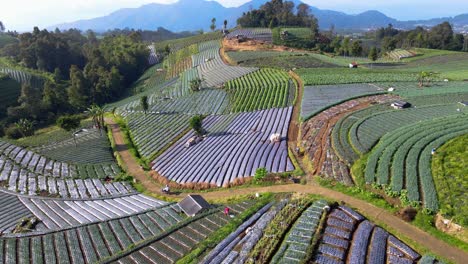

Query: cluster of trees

[372,22,467,52]
[102,27,195,43]
[1,27,149,137]
[237,0,318,30]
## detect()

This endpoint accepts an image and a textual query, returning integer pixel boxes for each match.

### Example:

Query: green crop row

[364,116,468,211]
[349,104,464,154]
[296,68,418,86]
[226,68,293,112]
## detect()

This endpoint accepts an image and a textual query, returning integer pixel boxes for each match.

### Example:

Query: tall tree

[351,40,363,57]
[0,21,5,33]
[67,65,89,110]
[140,96,149,114]
[223,20,228,30]
[368,47,378,68]
[210,18,216,32]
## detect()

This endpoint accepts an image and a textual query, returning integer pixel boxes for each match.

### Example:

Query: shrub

[56,115,81,131]
[5,125,23,139]
[254,167,268,184]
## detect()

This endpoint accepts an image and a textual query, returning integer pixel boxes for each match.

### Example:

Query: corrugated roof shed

[178,195,211,217]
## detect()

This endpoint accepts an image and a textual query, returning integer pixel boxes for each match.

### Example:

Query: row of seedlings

[152,107,294,186]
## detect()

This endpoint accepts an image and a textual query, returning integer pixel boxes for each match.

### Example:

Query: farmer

[224,207,230,216]
[162,184,170,193]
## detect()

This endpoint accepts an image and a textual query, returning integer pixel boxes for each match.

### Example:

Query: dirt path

[106,118,467,263]
[106,118,167,195]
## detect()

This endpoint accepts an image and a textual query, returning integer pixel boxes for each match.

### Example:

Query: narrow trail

[106,117,467,263]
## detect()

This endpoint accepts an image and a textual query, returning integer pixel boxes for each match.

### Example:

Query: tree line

[0,27,149,137]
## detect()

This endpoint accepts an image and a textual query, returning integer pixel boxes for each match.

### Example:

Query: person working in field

[162,184,170,193]
[224,207,230,216]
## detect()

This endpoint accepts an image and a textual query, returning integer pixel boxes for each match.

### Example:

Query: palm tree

[87,105,105,135]
[15,119,35,137]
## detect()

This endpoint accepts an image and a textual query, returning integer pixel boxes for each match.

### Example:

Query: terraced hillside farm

[226,28,273,43]
[432,134,468,226]
[0,67,45,89]
[387,49,416,60]
[0,140,127,198]
[226,68,295,112]
[301,94,397,185]
[300,83,386,120]
[31,128,115,164]
[365,115,468,211]
[296,68,418,86]
[0,74,21,113]
[152,107,294,187]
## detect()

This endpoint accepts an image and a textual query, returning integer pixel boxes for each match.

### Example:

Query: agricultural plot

[201,201,280,264]
[272,200,328,263]
[301,83,386,120]
[152,107,294,187]
[0,67,45,89]
[0,190,34,234]
[147,44,162,65]
[302,94,396,185]
[0,75,21,113]
[226,68,295,112]
[314,206,421,264]
[0,204,186,263]
[376,81,468,98]
[273,27,313,47]
[226,51,308,64]
[226,28,273,42]
[0,141,130,198]
[125,112,193,159]
[148,88,229,115]
[192,40,221,67]
[365,115,468,211]
[351,104,466,153]
[32,128,115,164]
[387,49,416,60]
[296,68,418,86]
[164,44,198,79]
[112,201,253,264]
[154,32,222,52]
[0,140,120,179]
[432,134,468,226]
[238,53,338,69]
[197,48,258,88]
[18,194,166,230]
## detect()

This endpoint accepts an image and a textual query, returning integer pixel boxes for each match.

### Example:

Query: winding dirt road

[106,117,466,263]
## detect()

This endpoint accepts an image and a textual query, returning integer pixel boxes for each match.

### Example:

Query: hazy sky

[1,0,467,31]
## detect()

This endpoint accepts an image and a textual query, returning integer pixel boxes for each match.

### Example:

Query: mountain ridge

[49,0,468,32]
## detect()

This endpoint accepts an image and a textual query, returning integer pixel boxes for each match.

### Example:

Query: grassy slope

[431,134,468,226]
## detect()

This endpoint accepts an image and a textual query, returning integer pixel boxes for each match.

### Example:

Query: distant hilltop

[50,0,468,33]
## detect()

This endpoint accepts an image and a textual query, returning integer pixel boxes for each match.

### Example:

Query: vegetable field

[32,128,115,164]
[377,81,468,97]
[125,112,193,159]
[113,201,253,264]
[226,28,272,43]
[0,140,126,198]
[301,83,385,120]
[365,116,468,211]
[0,204,186,263]
[314,206,421,264]
[296,68,418,86]
[226,68,295,112]
[302,94,397,185]
[431,134,468,225]
[152,107,294,186]
[272,200,327,263]
[352,104,466,153]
